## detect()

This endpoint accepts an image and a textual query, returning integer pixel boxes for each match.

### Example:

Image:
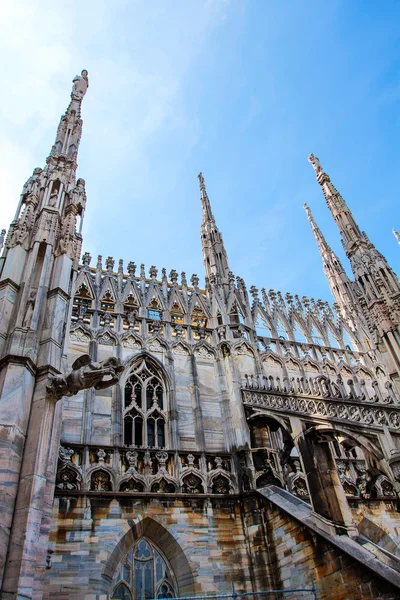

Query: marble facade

[1,71,400,600]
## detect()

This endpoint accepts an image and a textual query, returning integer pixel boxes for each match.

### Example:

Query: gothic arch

[102,517,195,596]
[122,351,172,389]
[300,425,384,461]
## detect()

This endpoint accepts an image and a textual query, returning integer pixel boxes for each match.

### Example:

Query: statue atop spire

[308,153,323,177]
[71,70,89,101]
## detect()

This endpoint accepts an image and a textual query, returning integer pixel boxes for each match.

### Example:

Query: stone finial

[118,259,124,275]
[181,272,187,286]
[140,264,146,279]
[162,268,167,283]
[105,257,114,273]
[96,255,103,271]
[228,271,235,287]
[393,229,400,245]
[127,261,136,277]
[308,153,323,177]
[294,294,303,312]
[249,286,259,301]
[190,274,199,288]
[149,265,158,280]
[285,292,293,306]
[302,296,310,310]
[261,288,270,310]
[169,269,178,283]
[82,251,91,266]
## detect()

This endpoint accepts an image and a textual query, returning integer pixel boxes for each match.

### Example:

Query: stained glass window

[111,538,176,600]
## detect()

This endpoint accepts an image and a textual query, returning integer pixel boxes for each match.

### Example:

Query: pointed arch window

[124,359,167,449]
[111,538,176,600]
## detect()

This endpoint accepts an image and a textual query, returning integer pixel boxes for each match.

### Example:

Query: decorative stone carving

[70,328,91,343]
[242,390,400,429]
[156,451,168,474]
[98,331,115,346]
[149,339,165,353]
[194,346,214,360]
[122,335,141,350]
[126,450,138,471]
[47,354,123,400]
[172,343,189,356]
[151,479,176,493]
[59,446,74,463]
[90,469,112,491]
[211,475,230,495]
[182,473,204,494]
[97,448,107,463]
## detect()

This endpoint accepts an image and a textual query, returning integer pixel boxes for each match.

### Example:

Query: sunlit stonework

[0,72,400,600]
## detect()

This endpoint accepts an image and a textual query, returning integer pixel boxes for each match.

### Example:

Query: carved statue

[48,189,59,207]
[308,153,322,176]
[72,70,89,100]
[23,290,37,328]
[47,354,124,400]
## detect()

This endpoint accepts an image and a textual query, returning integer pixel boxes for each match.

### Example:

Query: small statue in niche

[48,189,59,207]
[23,290,37,328]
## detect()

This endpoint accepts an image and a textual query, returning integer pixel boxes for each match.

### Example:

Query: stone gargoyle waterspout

[47,354,124,400]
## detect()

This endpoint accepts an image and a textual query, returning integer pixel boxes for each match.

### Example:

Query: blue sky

[1,0,399,303]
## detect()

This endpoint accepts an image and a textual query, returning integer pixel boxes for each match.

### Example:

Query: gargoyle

[47,354,124,400]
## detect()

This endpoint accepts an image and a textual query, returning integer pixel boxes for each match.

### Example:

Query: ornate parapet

[242,389,400,431]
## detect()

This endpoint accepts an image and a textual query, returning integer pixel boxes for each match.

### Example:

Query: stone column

[297,429,357,536]
[1,372,59,599]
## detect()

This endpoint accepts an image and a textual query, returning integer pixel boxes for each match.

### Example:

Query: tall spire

[308,154,365,256]
[198,171,214,223]
[197,172,230,286]
[303,203,360,325]
[308,154,400,370]
[50,70,89,160]
[0,71,90,596]
[304,203,333,258]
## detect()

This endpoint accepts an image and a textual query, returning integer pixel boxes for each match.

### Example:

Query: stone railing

[55,446,235,495]
[244,373,399,405]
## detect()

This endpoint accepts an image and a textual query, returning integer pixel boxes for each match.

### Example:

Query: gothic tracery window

[111,538,176,600]
[124,359,167,449]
